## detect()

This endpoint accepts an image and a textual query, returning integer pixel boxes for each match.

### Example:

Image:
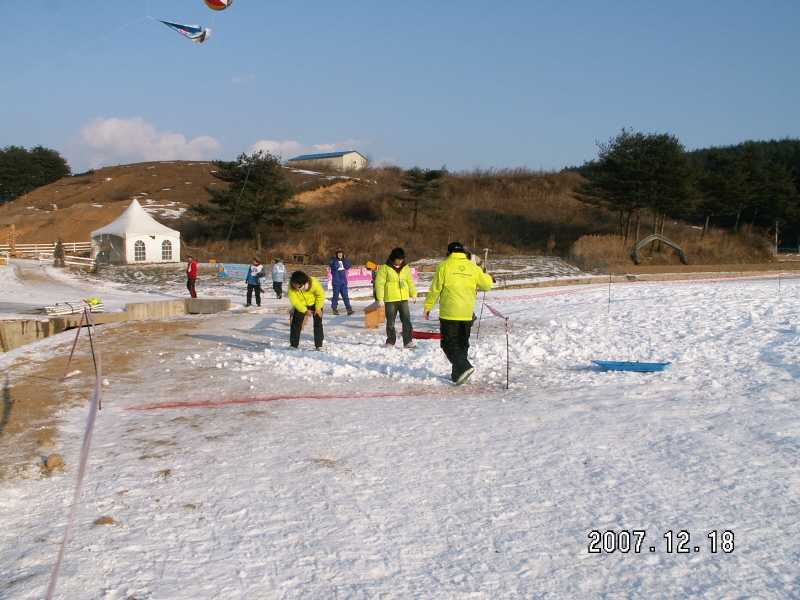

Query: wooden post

[6,224,17,258]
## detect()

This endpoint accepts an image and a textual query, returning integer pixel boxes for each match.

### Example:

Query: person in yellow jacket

[424,241,494,385]
[375,247,418,348]
[287,270,326,351]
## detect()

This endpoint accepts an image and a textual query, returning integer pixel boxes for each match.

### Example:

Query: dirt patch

[293,181,355,207]
[0,318,209,481]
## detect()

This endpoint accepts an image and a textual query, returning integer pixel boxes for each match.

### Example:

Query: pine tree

[395,167,447,231]
[191,151,304,250]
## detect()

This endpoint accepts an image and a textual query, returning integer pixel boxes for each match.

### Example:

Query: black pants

[385,300,413,346]
[187,277,197,298]
[290,307,324,348]
[246,284,261,306]
[440,319,473,381]
[273,280,283,298]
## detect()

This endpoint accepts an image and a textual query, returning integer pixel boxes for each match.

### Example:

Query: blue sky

[2,1,799,174]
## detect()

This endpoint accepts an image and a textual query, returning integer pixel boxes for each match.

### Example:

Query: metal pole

[505,318,510,390]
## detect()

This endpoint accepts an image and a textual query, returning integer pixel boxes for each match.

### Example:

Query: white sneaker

[385,343,394,348]
[403,341,417,349]
[316,346,325,352]
[287,345,299,350]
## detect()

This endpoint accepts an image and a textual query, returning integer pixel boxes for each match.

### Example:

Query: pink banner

[326,266,418,289]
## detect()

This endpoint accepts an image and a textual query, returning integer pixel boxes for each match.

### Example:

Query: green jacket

[375,263,417,302]
[424,252,494,321]
[288,276,326,312]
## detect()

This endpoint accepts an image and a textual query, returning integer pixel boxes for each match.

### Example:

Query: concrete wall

[0,298,231,352]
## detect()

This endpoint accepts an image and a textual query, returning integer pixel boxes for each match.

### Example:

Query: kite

[205,0,233,10]
[159,20,211,43]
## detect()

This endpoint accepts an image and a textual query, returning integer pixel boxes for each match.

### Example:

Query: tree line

[570,131,800,244]
[0,145,71,203]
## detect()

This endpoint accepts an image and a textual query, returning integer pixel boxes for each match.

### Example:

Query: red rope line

[127,386,504,411]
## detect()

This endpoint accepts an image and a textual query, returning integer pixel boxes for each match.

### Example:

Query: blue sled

[592,361,671,372]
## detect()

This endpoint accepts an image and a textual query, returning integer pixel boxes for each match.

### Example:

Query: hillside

[0,161,341,246]
[0,161,775,268]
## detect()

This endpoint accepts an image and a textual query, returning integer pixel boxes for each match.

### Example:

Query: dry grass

[570,227,772,272]
[3,161,776,268]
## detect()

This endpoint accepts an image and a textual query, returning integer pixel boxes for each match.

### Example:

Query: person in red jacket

[186,255,198,298]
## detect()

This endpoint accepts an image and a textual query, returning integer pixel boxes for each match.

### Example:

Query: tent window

[161,240,173,261]
[134,240,146,262]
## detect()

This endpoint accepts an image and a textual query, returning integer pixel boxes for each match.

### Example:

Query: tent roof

[91,200,180,238]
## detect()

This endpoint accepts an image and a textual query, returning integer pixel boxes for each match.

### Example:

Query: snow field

[1,273,799,598]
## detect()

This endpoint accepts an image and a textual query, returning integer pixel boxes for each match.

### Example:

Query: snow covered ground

[1,260,800,599]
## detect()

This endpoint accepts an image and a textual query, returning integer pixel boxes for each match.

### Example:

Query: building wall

[125,234,180,264]
[290,152,366,171]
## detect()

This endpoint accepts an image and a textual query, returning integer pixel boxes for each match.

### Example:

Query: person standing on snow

[287,270,325,351]
[424,241,494,385]
[375,248,418,348]
[245,257,265,307]
[365,261,378,300]
[329,248,354,315]
[186,255,198,298]
[271,258,286,299]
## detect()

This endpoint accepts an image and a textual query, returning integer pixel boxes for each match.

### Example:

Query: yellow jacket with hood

[424,252,494,321]
[288,276,326,312]
[375,263,417,302]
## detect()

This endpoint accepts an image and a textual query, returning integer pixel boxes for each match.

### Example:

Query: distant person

[245,257,265,307]
[329,248,354,315]
[287,270,325,351]
[272,258,286,299]
[375,248,418,348]
[424,241,494,385]
[365,261,378,300]
[186,255,198,298]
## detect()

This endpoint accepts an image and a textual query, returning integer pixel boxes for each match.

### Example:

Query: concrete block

[0,319,56,352]
[125,300,187,321]
[50,313,129,332]
[186,298,231,314]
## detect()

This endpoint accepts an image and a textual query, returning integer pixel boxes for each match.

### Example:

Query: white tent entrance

[91,200,181,266]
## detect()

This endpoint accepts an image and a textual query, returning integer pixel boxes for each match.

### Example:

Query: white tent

[91,200,181,265]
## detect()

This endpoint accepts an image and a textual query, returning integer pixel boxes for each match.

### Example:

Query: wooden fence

[0,242,92,256]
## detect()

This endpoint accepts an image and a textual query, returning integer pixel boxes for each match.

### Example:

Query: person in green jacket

[287,271,326,351]
[375,247,418,349]
[424,241,494,385]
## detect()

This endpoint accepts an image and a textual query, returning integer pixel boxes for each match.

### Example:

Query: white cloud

[76,117,222,169]
[248,139,365,162]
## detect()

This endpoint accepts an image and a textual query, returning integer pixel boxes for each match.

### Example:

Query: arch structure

[632,235,689,265]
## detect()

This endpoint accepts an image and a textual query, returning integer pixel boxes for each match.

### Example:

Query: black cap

[447,241,464,255]
[388,247,405,261]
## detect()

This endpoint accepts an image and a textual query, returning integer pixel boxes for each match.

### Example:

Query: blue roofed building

[287,150,367,172]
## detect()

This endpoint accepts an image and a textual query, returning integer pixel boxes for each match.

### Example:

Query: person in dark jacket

[186,255,198,298]
[245,257,265,307]
[329,248,354,315]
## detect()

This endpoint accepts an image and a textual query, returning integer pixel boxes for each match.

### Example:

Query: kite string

[217,166,251,254]
[0,17,149,90]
